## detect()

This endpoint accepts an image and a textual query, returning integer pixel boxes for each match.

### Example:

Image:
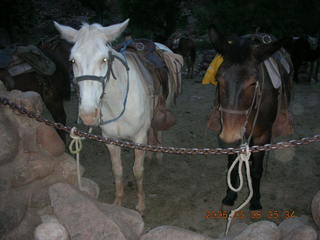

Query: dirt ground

[58,72,320,238]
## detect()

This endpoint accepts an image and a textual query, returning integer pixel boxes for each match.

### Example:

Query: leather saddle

[116,39,176,132]
[116,39,169,99]
[0,45,56,76]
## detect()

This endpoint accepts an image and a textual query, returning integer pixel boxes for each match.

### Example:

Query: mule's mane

[76,22,108,43]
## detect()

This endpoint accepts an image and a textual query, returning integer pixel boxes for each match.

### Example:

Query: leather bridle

[74,47,130,125]
[218,64,265,144]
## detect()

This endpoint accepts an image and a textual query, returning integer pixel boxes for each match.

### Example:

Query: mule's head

[208,25,284,145]
[54,19,129,126]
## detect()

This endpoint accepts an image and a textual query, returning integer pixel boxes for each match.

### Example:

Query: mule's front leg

[222,154,239,206]
[133,133,147,214]
[106,144,124,206]
[134,148,145,214]
[250,133,270,210]
[249,150,264,210]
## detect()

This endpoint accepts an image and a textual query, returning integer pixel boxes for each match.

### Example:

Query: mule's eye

[103,58,107,63]
[70,59,75,64]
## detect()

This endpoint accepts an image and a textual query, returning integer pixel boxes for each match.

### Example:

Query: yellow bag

[202,54,224,85]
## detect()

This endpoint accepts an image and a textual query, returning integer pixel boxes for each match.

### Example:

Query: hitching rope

[225,144,253,236]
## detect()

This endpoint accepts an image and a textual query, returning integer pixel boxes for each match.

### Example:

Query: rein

[74,48,130,125]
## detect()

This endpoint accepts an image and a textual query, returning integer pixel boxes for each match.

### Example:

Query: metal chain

[1,96,320,155]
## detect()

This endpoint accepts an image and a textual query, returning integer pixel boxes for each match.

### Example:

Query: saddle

[117,39,169,97]
[116,39,177,131]
[0,45,56,77]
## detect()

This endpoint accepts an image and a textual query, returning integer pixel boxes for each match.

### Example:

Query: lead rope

[225,64,265,236]
[225,144,252,235]
[68,127,93,191]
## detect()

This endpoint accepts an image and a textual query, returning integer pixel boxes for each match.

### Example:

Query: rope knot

[240,143,251,160]
[68,127,84,190]
[69,127,84,155]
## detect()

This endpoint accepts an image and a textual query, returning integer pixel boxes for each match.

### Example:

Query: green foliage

[0,0,37,41]
[195,39,212,51]
[119,0,181,40]
[192,0,320,37]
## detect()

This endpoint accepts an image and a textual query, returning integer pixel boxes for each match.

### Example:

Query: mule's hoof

[220,203,233,212]
[249,202,262,211]
[113,198,122,206]
[146,151,153,161]
[135,204,145,216]
[222,197,235,206]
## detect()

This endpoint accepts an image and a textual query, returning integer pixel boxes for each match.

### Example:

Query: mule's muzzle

[218,136,241,149]
[79,108,100,126]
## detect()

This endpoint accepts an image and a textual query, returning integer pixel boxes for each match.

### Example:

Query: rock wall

[0,84,83,240]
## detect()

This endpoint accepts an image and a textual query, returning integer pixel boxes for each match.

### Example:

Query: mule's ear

[54,21,78,43]
[252,38,288,63]
[208,24,229,54]
[103,19,130,42]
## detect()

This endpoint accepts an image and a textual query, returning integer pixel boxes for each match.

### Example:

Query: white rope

[225,143,253,235]
[68,127,86,190]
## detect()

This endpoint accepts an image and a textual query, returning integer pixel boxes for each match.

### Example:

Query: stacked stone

[0,84,86,239]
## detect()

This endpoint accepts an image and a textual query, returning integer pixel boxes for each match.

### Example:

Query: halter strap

[74,48,130,125]
[218,70,264,144]
[219,107,249,115]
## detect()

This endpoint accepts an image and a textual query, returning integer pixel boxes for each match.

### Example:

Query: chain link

[1,96,320,155]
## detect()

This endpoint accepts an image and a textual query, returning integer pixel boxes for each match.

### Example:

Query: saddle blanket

[8,62,33,76]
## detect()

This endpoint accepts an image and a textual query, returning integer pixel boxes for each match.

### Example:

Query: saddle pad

[264,50,291,89]
[274,50,291,73]
[155,42,173,53]
[264,57,281,89]
[8,62,33,76]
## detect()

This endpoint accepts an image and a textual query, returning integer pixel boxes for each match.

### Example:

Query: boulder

[0,112,19,166]
[11,153,56,188]
[278,216,308,237]
[312,190,320,228]
[80,177,100,199]
[4,208,41,240]
[233,221,280,240]
[140,225,214,240]
[226,223,248,239]
[0,190,29,236]
[34,222,69,240]
[53,154,84,185]
[36,123,65,157]
[282,225,317,240]
[49,182,144,240]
